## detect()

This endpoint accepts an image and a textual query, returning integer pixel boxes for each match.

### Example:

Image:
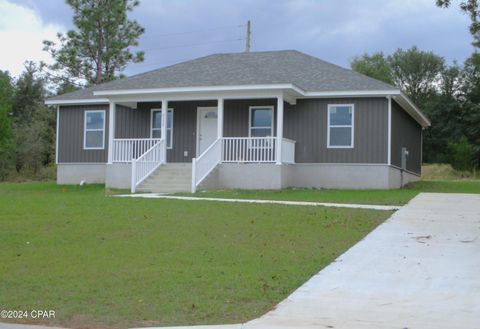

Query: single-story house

[45,50,430,193]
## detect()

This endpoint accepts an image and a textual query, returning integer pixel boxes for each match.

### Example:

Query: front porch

[106,97,296,193]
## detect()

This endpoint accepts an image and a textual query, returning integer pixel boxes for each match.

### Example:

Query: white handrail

[191,138,222,193]
[131,139,166,193]
[113,138,162,163]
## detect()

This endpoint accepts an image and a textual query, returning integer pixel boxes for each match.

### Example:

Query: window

[249,106,274,137]
[327,104,354,148]
[151,109,173,149]
[84,110,105,149]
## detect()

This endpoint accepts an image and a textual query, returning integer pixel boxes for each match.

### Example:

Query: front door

[197,107,218,156]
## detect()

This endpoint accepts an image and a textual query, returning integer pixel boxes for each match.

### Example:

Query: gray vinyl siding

[223,99,277,137]
[58,98,393,165]
[284,98,388,163]
[115,105,150,138]
[391,100,422,174]
[58,104,109,163]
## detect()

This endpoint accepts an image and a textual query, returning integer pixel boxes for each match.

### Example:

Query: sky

[0,0,475,78]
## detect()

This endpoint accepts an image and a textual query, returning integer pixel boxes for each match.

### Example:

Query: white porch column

[217,98,224,138]
[276,95,284,164]
[107,101,115,164]
[161,100,168,141]
[161,100,168,163]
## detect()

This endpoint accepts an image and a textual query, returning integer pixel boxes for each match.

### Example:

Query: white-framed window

[151,108,173,149]
[327,104,354,148]
[249,106,274,137]
[84,110,105,149]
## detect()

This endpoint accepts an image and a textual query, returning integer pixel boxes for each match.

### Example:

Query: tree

[12,62,45,125]
[448,137,476,170]
[0,71,15,179]
[11,63,55,174]
[458,53,480,166]
[351,52,393,84]
[440,63,463,97]
[43,0,145,85]
[388,46,445,104]
[436,0,480,47]
[351,47,445,104]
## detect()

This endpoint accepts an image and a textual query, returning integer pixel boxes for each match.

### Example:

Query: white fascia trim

[301,89,400,97]
[397,92,431,127]
[93,84,305,96]
[45,98,109,105]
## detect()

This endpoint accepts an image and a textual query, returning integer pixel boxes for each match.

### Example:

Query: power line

[140,24,246,39]
[138,38,245,53]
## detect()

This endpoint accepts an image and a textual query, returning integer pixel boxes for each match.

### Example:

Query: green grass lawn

[186,180,480,206]
[0,182,390,328]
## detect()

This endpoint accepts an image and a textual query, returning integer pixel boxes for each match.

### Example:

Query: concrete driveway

[245,192,480,329]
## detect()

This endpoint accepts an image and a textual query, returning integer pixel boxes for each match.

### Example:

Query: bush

[447,138,476,171]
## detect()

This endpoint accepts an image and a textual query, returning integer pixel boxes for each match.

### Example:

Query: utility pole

[245,20,251,52]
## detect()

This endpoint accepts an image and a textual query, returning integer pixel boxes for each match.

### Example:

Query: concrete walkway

[114,194,401,211]
[145,192,480,329]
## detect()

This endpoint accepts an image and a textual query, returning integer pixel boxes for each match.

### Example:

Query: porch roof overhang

[45,83,430,128]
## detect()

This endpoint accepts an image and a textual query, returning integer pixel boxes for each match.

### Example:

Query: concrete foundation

[105,163,131,189]
[58,162,420,191]
[200,163,420,190]
[201,163,284,190]
[57,163,106,185]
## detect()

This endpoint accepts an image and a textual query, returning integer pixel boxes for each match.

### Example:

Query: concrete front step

[136,163,192,193]
[144,177,191,182]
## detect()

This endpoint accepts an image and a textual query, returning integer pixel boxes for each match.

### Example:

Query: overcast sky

[0,0,475,78]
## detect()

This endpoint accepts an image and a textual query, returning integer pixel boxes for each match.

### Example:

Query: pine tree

[43,0,145,85]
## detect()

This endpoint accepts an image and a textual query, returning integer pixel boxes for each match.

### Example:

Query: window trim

[83,110,106,150]
[150,108,174,149]
[327,104,354,149]
[248,105,275,137]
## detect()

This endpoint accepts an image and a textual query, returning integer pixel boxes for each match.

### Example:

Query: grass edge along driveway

[182,180,480,206]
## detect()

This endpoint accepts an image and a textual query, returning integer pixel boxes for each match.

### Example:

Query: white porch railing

[281,138,296,164]
[131,139,166,193]
[222,137,276,162]
[191,137,296,193]
[191,138,222,193]
[113,138,162,163]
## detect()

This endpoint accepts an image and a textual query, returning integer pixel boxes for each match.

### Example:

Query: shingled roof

[47,50,397,101]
